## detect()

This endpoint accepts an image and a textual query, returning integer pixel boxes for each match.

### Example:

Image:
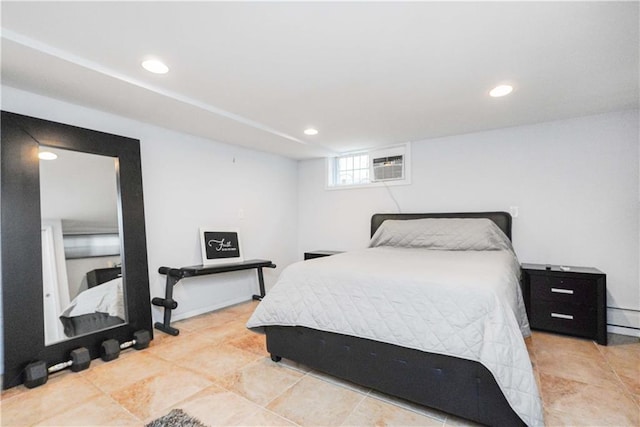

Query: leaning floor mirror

[1,111,152,389]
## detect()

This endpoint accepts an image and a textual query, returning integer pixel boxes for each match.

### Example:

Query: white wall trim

[169,295,252,322]
[607,325,640,338]
[607,306,640,331]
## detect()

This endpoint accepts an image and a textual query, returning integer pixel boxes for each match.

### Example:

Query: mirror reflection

[39,147,127,345]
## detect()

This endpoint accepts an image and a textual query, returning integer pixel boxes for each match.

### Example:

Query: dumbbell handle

[48,360,73,373]
[120,339,137,350]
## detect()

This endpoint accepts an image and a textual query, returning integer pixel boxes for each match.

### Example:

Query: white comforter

[60,277,125,320]
[247,247,543,426]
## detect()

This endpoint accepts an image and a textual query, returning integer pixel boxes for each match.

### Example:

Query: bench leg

[252,267,266,301]
[153,275,181,335]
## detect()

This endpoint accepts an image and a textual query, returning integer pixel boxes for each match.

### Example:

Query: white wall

[1,83,638,383]
[0,87,299,371]
[66,256,121,299]
[141,123,298,318]
[298,110,640,334]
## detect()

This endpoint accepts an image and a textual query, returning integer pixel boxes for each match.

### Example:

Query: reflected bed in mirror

[40,147,127,345]
[1,111,152,389]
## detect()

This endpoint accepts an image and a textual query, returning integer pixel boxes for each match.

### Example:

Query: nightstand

[521,263,607,345]
[86,266,121,288]
[303,250,343,260]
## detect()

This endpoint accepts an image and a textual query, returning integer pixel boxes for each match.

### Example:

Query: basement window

[327,152,370,187]
[326,143,411,189]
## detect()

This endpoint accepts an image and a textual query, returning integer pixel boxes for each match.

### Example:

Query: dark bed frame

[264,212,526,426]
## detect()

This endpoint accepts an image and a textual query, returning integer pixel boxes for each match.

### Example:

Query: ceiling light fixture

[142,59,169,74]
[38,151,58,160]
[489,85,513,98]
[304,128,319,136]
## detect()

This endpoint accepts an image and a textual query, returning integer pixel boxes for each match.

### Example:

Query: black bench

[152,259,276,336]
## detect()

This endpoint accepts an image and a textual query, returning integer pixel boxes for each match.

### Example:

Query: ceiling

[2,2,638,159]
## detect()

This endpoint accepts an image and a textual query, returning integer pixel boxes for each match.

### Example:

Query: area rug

[145,409,208,427]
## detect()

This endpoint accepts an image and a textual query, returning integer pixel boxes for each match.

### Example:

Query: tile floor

[1,300,638,426]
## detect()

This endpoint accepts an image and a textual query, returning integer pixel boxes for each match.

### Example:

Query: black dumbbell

[100,330,151,362]
[23,347,91,388]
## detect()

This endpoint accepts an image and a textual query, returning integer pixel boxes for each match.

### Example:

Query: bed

[59,277,126,337]
[247,212,543,426]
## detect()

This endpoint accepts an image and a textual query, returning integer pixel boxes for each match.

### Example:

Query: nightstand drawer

[531,300,596,338]
[529,275,596,305]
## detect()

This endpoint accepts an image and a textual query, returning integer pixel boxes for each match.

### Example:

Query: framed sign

[199,228,243,265]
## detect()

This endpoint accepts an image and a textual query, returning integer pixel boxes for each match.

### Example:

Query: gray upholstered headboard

[370,212,513,241]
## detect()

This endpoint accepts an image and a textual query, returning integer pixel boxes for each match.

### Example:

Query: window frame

[329,151,371,187]
[325,143,411,190]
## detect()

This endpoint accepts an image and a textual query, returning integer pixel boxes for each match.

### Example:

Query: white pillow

[369,218,512,251]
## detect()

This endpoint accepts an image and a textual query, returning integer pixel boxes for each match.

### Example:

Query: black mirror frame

[1,111,152,389]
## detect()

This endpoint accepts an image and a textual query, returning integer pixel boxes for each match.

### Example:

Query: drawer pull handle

[551,288,574,295]
[551,313,574,320]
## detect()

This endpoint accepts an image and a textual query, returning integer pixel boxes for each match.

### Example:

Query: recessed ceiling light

[489,85,513,98]
[38,151,58,160]
[304,128,318,136]
[142,59,169,74]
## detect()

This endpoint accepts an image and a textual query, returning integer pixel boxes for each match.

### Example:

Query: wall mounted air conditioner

[370,146,406,182]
